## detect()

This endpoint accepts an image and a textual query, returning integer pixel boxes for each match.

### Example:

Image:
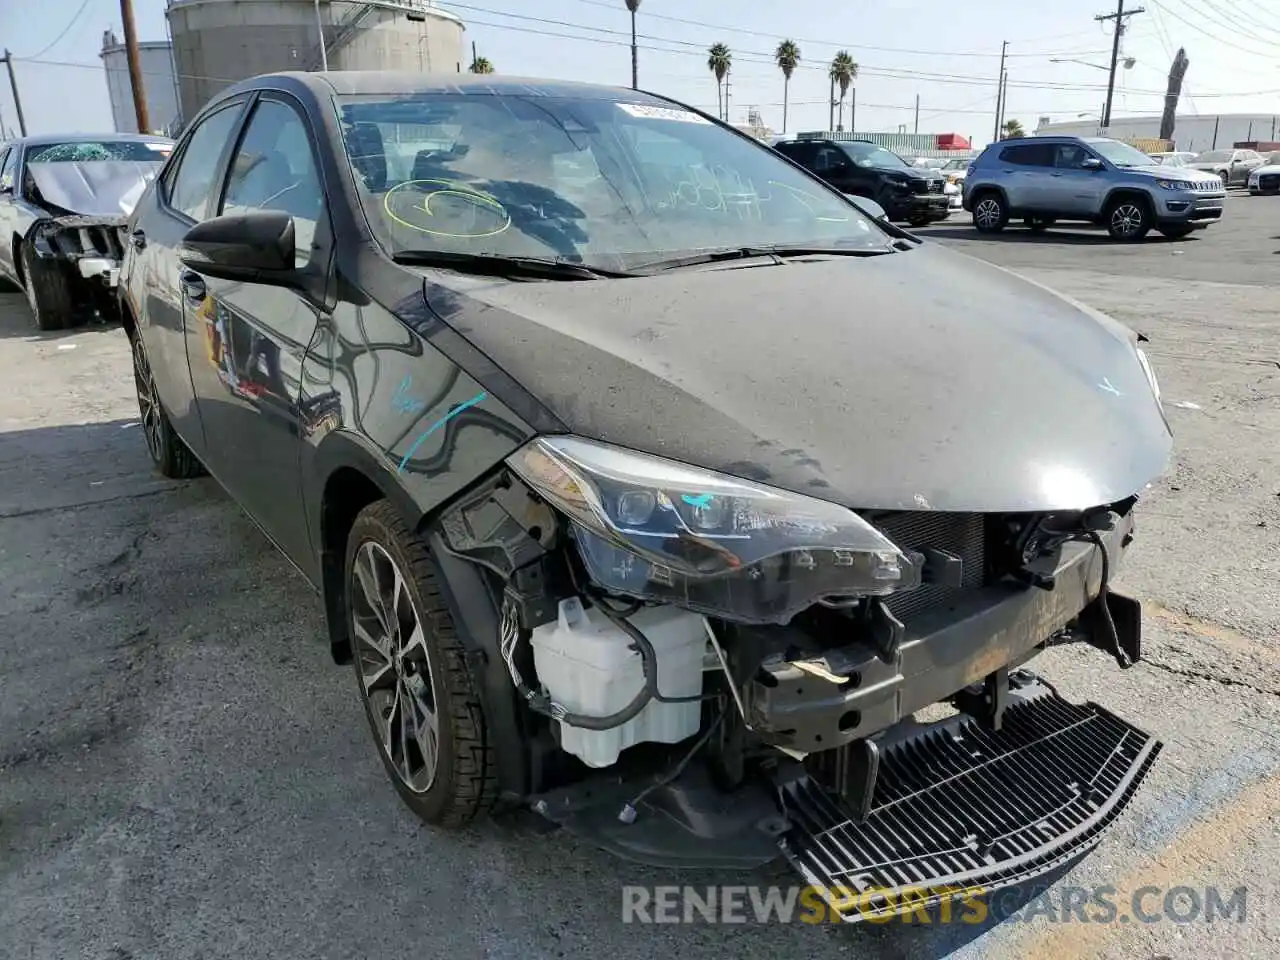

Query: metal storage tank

[166,0,465,125]
[100,30,182,134]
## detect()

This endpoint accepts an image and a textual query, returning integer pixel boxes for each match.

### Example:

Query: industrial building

[100,30,181,134]
[165,0,465,127]
[1034,113,1280,153]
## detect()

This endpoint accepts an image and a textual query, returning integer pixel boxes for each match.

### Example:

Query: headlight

[506,436,919,624]
[1136,346,1161,404]
[1155,179,1193,190]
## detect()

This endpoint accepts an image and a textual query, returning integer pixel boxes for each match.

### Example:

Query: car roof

[12,132,174,148]
[226,70,672,104]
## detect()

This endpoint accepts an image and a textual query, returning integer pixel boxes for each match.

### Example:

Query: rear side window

[0,147,15,190]
[999,143,1055,167]
[167,104,244,221]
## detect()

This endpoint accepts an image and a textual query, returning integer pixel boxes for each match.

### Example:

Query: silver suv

[962,136,1227,241]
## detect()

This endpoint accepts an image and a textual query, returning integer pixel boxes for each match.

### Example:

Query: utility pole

[724,72,731,123]
[1096,0,1144,130]
[998,71,1009,136]
[850,86,855,132]
[314,0,329,71]
[992,40,1007,142]
[914,93,920,134]
[119,0,150,133]
[1,51,27,136]
[828,74,835,131]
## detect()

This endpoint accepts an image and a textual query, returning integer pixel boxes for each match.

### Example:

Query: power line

[1149,0,1280,56]
[561,0,1128,59]
[25,0,96,60]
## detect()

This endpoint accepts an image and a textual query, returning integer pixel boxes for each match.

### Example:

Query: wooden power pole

[1096,0,1144,130]
[119,0,150,133]
[0,51,27,136]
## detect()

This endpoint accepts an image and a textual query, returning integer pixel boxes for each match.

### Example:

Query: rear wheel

[1105,196,1152,241]
[346,501,497,827]
[21,242,75,331]
[132,334,204,479]
[972,192,1008,233]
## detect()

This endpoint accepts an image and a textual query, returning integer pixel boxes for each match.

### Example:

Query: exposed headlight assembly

[1155,179,1193,190]
[506,436,919,624]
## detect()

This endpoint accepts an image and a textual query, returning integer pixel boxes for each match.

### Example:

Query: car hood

[27,160,163,218]
[1251,163,1280,176]
[429,244,1171,513]
[1188,161,1227,171]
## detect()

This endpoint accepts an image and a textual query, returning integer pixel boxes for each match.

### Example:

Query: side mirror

[179,210,296,284]
[1080,157,1104,171]
[0,181,13,195]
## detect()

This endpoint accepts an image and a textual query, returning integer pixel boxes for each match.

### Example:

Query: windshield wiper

[632,245,897,274]
[391,250,637,280]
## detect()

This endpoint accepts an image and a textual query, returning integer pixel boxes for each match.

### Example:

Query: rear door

[132,97,250,453]
[998,143,1055,210]
[183,93,333,577]
[0,146,19,282]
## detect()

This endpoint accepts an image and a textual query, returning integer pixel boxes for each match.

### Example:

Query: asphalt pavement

[2,194,1278,960]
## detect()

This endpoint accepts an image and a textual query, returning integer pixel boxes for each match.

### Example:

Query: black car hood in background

[428,245,1172,512]
[27,161,163,218]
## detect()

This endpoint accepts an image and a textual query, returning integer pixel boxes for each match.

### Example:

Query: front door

[183,94,333,578]
[0,147,20,283]
[1045,142,1105,215]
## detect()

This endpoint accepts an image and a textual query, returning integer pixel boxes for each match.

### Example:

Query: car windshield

[837,142,911,169]
[1264,152,1280,165]
[1088,139,1157,167]
[1196,150,1232,163]
[335,93,888,270]
[1152,154,1185,166]
[25,140,172,162]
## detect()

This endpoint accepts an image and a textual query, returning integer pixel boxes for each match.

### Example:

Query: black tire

[1024,216,1056,233]
[345,500,497,828]
[20,242,75,331]
[1104,196,1152,242]
[131,334,204,479]
[971,191,1008,233]
[1159,224,1195,240]
[1218,170,1230,187]
[907,215,930,228]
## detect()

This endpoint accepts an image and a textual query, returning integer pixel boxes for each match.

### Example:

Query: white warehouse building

[1034,113,1280,152]
[100,30,181,134]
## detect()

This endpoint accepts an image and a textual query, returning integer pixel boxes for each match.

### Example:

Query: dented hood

[27,161,162,218]
[431,244,1172,512]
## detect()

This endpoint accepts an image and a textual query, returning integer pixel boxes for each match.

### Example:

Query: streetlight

[1051,57,1135,71]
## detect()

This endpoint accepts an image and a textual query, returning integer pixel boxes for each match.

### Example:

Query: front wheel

[21,243,75,331]
[346,501,497,828]
[1105,197,1152,241]
[132,334,205,479]
[972,192,1008,233]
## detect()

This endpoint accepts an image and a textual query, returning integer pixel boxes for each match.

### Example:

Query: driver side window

[220,99,326,266]
[814,147,847,173]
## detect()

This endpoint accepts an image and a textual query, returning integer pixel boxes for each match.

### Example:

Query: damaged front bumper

[30,216,128,289]
[530,516,1161,917]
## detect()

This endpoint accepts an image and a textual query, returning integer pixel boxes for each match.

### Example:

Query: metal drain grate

[780,692,1161,921]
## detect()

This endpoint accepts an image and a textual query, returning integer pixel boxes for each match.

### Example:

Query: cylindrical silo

[100,29,182,134]
[166,0,465,126]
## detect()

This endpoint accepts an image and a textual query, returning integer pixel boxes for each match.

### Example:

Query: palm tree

[829,51,858,131]
[625,1,641,90]
[775,39,801,134]
[708,43,732,121]
[1001,118,1026,139]
[469,56,495,75]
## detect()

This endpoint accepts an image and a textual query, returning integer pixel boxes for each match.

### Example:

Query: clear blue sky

[2,0,1279,141]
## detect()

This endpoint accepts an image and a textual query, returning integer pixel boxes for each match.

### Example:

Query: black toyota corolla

[120,71,1171,920]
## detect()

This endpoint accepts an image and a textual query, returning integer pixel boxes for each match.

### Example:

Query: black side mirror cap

[179,209,296,284]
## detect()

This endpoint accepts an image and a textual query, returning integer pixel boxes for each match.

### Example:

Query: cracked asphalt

[2,195,1278,960]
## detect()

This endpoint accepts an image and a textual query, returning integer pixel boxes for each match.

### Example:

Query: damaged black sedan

[121,72,1172,922]
[0,133,173,329]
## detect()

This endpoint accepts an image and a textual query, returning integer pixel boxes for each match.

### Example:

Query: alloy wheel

[1110,203,1145,239]
[132,338,164,462]
[351,541,440,794]
[974,198,1002,229]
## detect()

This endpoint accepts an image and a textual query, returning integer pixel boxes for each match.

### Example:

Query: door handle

[179,270,206,302]
[130,229,147,250]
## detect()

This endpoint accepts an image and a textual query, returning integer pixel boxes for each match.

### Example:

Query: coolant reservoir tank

[529,597,706,768]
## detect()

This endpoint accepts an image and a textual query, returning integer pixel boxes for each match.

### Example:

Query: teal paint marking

[396,391,488,474]
[682,493,713,507]
[392,375,428,415]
